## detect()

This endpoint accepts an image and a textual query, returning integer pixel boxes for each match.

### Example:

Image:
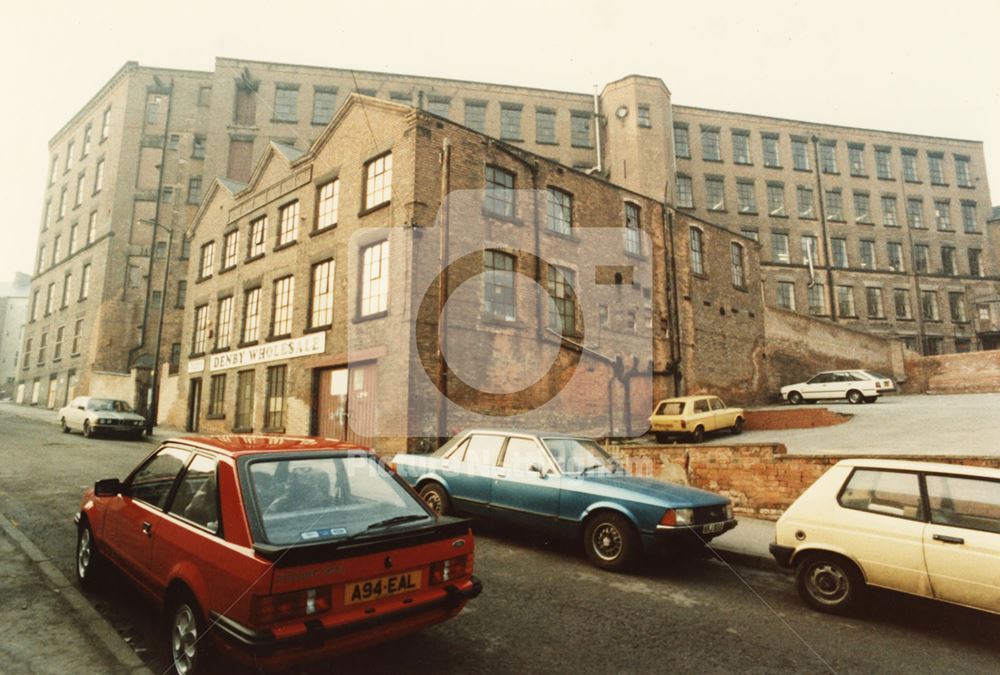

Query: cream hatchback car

[771,459,1000,616]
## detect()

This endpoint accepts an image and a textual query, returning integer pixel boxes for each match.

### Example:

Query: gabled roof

[294,93,413,166]
[186,176,247,238]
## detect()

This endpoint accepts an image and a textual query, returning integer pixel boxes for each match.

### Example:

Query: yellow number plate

[345,571,422,605]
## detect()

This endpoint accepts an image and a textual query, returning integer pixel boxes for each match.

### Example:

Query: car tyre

[690,426,705,444]
[61,417,71,434]
[795,553,864,615]
[83,421,94,438]
[418,482,452,516]
[654,432,669,444]
[583,512,639,572]
[846,389,864,405]
[75,521,104,590]
[864,396,877,404]
[731,417,744,435]
[168,592,211,675]
[787,391,804,405]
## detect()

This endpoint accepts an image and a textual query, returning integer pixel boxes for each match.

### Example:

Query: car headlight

[725,503,734,520]
[99,418,113,424]
[659,508,694,527]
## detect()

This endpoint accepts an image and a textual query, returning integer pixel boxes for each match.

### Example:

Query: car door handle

[496,472,507,479]
[142,521,153,538]
[932,533,964,545]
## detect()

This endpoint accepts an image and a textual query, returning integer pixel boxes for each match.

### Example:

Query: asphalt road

[0,405,998,674]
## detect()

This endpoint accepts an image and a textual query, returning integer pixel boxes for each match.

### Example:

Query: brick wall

[903,349,1000,394]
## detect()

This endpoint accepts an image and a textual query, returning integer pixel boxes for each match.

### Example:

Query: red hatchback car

[74,435,481,673]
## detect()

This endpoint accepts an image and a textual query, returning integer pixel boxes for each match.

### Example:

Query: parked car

[855,370,897,394]
[59,396,146,439]
[75,436,481,674]
[648,395,745,443]
[771,459,1000,616]
[391,430,736,572]
[779,370,884,405]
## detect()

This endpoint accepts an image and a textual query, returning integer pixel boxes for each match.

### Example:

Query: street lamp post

[139,219,174,435]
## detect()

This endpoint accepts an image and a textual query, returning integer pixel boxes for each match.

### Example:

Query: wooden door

[315,363,377,445]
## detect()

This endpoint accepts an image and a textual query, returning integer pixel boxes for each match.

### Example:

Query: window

[637,105,651,128]
[701,127,721,161]
[360,240,390,317]
[570,111,592,147]
[94,158,105,194]
[961,202,978,233]
[215,296,234,350]
[276,201,299,246]
[535,109,557,144]
[907,198,924,228]
[235,370,255,431]
[968,249,983,278]
[271,276,295,336]
[902,149,919,182]
[893,288,911,319]
[199,241,215,279]
[921,290,939,320]
[167,134,180,151]
[168,454,219,533]
[485,166,515,218]
[678,224,705,277]
[791,137,810,171]
[875,147,893,179]
[866,287,884,318]
[242,288,261,343]
[836,286,856,317]
[949,292,967,322]
[839,469,923,520]
[249,216,266,258]
[101,107,111,140]
[730,243,746,289]
[58,187,67,219]
[65,141,74,172]
[130,448,191,509]
[500,104,523,141]
[771,232,790,263]
[484,250,516,321]
[913,244,930,273]
[831,238,848,268]
[71,319,83,355]
[767,183,785,216]
[934,200,952,230]
[464,101,486,133]
[800,235,818,265]
[192,305,209,354]
[705,177,725,211]
[825,189,844,220]
[819,141,837,174]
[887,242,904,272]
[673,124,690,158]
[941,246,957,276]
[623,203,642,255]
[859,240,876,269]
[30,290,39,321]
[796,186,814,218]
[776,281,795,310]
[922,336,944,355]
[427,97,450,118]
[928,153,945,184]
[848,144,866,176]
[732,132,751,164]
[264,365,287,430]
[222,231,239,270]
[853,192,872,223]
[310,260,335,328]
[53,235,62,264]
[80,263,91,299]
[312,88,338,125]
[49,156,59,185]
[926,475,1000,535]
[187,176,203,204]
[192,135,206,159]
[22,338,31,368]
[363,153,392,210]
[547,266,576,334]
[61,273,72,307]
[808,283,825,315]
[547,188,572,234]
[53,326,64,360]
[45,283,55,315]
[736,180,757,214]
[37,245,45,273]
[882,195,898,226]
[75,173,85,207]
[954,155,972,187]
[175,279,187,308]
[273,86,298,122]
[762,134,780,167]
[208,374,226,417]
[196,85,212,107]
[676,175,694,208]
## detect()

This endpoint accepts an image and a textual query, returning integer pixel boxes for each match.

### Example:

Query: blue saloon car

[391,430,737,571]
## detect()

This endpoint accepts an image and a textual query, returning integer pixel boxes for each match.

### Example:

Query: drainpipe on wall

[899,178,927,354]
[592,86,603,175]
[664,204,684,396]
[435,138,452,444]
[811,135,838,322]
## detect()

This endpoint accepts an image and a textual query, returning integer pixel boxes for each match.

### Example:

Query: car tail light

[250,586,332,626]
[388,462,397,473]
[430,555,470,585]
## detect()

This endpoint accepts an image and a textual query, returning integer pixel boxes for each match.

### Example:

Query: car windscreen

[88,398,134,412]
[246,454,429,546]
[543,438,619,474]
[655,401,685,415]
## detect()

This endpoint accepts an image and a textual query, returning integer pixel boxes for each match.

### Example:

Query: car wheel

[654,432,669,444]
[795,553,864,614]
[131,430,145,441]
[690,426,705,444]
[75,522,104,590]
[83,421,93,438]
[169,594,209,675]
[787,391,804,405]
[731,417,744,435]
[418,482,451,516]
[846,389,864,404]
[583,512,639,572]
[864,396,877,404]
[61,417,71,434]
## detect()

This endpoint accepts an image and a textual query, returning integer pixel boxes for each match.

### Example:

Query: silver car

[59,396,146,439]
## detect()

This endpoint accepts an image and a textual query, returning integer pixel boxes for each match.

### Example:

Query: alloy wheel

[591,522,624,561]
[171,603,199,675]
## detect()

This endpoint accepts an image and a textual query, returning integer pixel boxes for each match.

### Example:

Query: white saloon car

[58,396,146,439]
[780,369,890,405]
[771,459,1000,616]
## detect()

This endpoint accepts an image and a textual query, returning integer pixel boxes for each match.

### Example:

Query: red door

[315,363,377,445]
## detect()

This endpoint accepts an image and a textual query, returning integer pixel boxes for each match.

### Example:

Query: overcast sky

[2,0,997,279]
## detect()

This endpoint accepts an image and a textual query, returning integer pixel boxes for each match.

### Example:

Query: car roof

[654,395,721,403]
[166,435,371,459]
[456,429,594,441]
[837,458,1000,479]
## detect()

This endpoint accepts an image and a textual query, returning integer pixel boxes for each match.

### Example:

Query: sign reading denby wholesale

[207,333,326,372]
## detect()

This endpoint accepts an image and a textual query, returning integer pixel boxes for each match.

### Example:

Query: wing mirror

[530,464,548,479]
[94,478,123,497]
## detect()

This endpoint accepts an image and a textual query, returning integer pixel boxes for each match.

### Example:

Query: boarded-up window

[234,87,256,126]
[227,139,254,183]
